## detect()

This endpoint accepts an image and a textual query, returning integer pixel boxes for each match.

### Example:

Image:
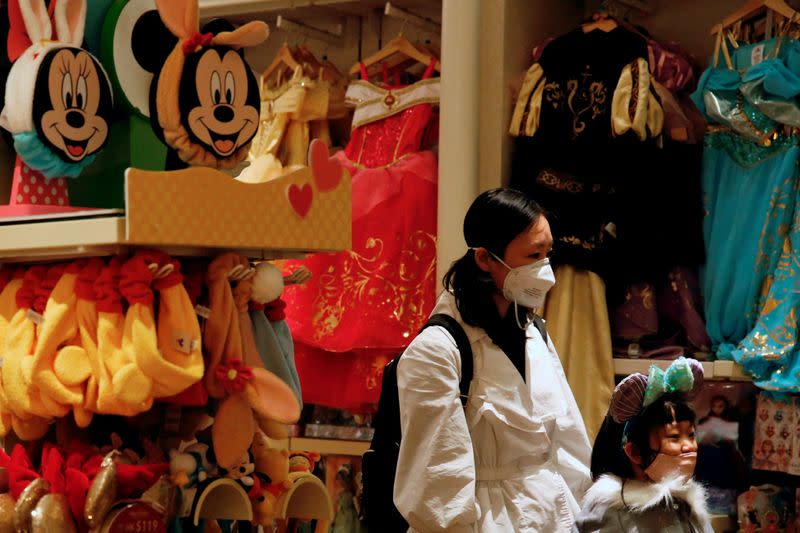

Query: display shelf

[0,162,351,262]
[613,358,753,382]
[711,513,735,533]
[289,437,370,457]
[613,358,716,379]
[713,360,752,381]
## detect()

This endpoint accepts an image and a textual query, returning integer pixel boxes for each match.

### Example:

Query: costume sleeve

[612,58,664,140]
[509,63,546,137]
[394,327,478,533]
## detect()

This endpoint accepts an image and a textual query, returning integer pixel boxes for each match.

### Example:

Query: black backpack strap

[421,313,473,406]
[532,314,548,345]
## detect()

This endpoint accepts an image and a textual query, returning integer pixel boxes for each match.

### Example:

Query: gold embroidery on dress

[536,169,584,193]
[310,230,437,341]
[560,235,599,251]
[551,67,607,138]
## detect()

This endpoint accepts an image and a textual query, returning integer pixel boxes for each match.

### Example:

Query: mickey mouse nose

[66,110,85,128]
[214,105,234,123]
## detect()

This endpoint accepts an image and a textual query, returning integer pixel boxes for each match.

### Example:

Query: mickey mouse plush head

[0,0,113,213]
[149,0,267,169]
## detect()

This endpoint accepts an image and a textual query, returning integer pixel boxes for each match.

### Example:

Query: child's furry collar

[583,474,711,526]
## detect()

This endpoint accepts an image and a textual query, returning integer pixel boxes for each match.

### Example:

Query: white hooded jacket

[394,291,592,532]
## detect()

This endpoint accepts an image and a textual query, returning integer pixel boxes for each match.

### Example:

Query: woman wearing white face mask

[393,188,592,532]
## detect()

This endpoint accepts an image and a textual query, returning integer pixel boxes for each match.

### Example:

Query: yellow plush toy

[74,258,105,421]
[0,270,23,435]
[95,258,152,416]
[251,431,291,491]
[3,266,59,420]
[140,252,204,397]
[115,253,160,408]
[28,263,88,411]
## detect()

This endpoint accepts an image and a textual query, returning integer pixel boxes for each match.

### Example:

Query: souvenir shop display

[7,0,800,531]
[0,0,356,528]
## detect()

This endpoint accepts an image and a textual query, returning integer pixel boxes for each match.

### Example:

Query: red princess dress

[282,62,440,410]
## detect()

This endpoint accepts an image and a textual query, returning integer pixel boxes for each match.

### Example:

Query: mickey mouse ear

[609,373,648,424]
[101,0,175,117]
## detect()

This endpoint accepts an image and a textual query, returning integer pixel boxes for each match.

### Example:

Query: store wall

[478,0,583,192]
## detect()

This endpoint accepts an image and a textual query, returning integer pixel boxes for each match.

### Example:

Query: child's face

[649,420,697,455]
[711,399,726,416]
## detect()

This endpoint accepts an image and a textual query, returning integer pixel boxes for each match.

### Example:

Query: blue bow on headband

[642,356,696,408]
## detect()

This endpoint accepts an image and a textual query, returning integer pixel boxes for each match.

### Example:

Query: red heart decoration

[287,183,313,218]
[308,139,343,192]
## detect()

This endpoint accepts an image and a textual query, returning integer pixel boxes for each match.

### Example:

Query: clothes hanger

[293,43,323,78]
[348,33,440,78]
[262,41,301,85]
[710,0,799,36]
[581,11,619,33]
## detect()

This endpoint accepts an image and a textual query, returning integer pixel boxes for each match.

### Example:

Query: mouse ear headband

[153,0,268,169]
[609,356,704,425]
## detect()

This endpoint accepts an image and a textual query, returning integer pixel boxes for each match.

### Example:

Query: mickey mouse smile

[203,123,241,156]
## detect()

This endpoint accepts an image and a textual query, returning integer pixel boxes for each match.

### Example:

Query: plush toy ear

[154,0,197,39]
[7,0,33,61]
[52,0,85,46]
[17,0,52,44]
[212,394,256,471]
[211,21,269,49]
[244,368,300,424]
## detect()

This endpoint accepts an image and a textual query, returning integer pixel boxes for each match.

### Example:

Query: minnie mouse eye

[62,73,73,108]
[77,76,87,110]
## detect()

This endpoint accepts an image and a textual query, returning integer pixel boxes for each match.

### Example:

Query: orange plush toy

[205,254,301,471]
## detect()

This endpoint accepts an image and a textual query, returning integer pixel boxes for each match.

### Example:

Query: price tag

[106,502,166,533]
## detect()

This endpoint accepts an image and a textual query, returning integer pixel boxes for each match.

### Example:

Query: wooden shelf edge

[613,358,753,383]
[289,437,370,457]
[613,358,716,379]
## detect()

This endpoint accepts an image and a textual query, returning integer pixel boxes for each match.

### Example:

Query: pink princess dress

[282,62,440,410]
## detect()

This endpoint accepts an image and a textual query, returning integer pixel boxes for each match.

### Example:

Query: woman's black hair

[442,188,544,330]
[590,393,696,480]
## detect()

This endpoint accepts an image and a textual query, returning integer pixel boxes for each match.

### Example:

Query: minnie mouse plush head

[148,0,267,169]
[1,0,113,179]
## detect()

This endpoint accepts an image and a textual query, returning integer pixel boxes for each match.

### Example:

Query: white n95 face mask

[492,254,556,310]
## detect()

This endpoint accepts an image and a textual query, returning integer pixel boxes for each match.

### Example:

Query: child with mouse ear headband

[575,357,714,533]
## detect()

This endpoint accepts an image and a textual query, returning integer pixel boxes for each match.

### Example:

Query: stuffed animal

[145,0,268,169]
[249,262,303,405]
[0,0,114,215]
[224,453,255,488]
[184,441,215,481]
[288,451,320,475]
[248,475,277,527]
[250,431,290,491]
[168,449,201,489]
